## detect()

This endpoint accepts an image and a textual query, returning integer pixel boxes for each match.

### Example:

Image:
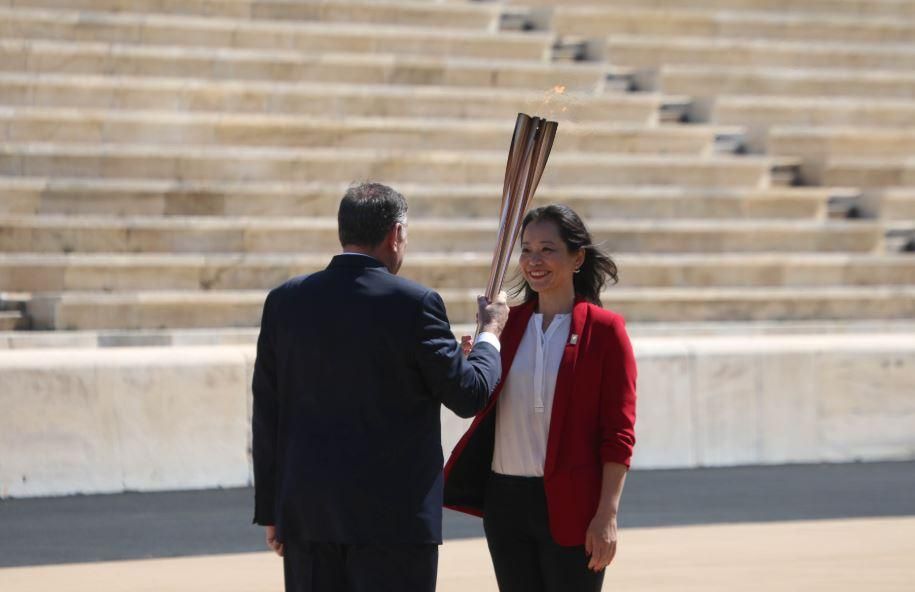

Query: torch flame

[540,85,572,119]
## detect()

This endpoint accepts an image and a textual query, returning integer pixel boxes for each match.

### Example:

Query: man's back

[252,254,501,545]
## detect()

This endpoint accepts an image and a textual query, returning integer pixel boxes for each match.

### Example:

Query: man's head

[338,183,409,274]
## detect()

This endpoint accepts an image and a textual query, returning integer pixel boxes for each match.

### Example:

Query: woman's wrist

[593,507,618,521]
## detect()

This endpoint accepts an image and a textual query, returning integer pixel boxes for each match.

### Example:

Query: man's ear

[389,223,403,251]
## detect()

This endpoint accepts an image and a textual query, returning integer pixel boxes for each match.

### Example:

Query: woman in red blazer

[444,204,637,592]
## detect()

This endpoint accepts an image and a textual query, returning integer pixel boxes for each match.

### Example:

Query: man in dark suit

[252,182,508,592]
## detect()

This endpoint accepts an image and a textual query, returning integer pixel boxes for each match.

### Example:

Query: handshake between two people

[461,291,509,357]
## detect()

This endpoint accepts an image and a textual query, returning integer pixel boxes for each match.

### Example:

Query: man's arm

[252,290,279,527]
[415,291,507,418]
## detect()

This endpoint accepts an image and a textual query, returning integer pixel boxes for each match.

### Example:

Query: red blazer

[443,297,637,546]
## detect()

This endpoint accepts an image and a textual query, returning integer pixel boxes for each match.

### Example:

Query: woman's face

[519,219,584,297]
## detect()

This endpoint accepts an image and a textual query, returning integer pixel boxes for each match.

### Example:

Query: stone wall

[2,335,913,498]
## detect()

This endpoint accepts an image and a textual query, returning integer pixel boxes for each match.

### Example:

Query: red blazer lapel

[543,298,590,479]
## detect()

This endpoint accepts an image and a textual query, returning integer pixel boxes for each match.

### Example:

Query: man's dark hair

[337,183,408,248]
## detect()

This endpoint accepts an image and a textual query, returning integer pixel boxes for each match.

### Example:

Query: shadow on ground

[1,461,913,568]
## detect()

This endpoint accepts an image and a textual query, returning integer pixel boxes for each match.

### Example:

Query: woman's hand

[584,511,618,572]
[460,335,473,357]
[265,525,284,557]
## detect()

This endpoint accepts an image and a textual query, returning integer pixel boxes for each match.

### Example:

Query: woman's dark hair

[511,204,618,306]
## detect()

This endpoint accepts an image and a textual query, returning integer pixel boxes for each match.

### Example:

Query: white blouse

[492,312,572,477]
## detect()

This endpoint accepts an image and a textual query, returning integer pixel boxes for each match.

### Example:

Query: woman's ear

[575,248,586,270]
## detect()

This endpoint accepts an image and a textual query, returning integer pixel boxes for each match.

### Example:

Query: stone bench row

[0,39,614,93]
[823,158,915,189]
[3,0,503,31]
[6,73,915,133]
[31,7,912,75]
[11,0,915,37]
[8,110,914,165]
[8,40,915,100]
[0,216,885,254]
[25,286,915,330]
[768,127,915,160]
[767,127,915,185]
[0,178,845,220]
[0,108,737,156]
[3,253,913,292]
[709,97,915,154]
[883,190,915,221]
[0,73,676,124]
[507,0,915,20]
[0,7,551,62]
[660,65,915,101]
[603,35,915,73]
[0,143,792,186]
[552,7,915,44]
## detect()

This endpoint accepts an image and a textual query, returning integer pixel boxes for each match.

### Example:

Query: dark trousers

[483,472,605,592]
[283,542,438,592]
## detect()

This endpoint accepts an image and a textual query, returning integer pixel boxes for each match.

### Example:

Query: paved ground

[1,517,913,591]
[1,461,914,568]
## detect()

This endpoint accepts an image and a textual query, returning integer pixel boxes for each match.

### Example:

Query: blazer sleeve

[251,289,279,525]
[599,315,638,468]
[414,290,502,418]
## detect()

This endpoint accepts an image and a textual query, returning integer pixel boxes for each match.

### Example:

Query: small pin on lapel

[569,334,579,345]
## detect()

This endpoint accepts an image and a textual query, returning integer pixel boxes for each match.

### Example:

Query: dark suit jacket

[252,254,501,545]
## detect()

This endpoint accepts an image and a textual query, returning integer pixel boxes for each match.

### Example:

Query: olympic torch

[477,113,558,337]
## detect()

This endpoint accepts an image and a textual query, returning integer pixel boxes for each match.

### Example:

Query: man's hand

[478,291,509,337]
[265,525,284,557]
[584,511,617,572]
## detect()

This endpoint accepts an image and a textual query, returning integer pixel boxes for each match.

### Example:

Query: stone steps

[823,158,915,188]
[0,215,884,254]
[604,35,915,72]
[767,126,915,184]
[0,178,846,220]
[661,65,915,100]
[0,7,552,62]
[552,7,915,44]
[0,108,738,156]
[25,286,915,330]
[713,95,915,131]
[0,73,676,124]
[2,253,913,292]
[0,39,613,92]
[768,126,915,160]
[4,0,504,31]
[710,97,915,153]
[506,0,915,20]
[0,144,789,186]
[883,189,915,221]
